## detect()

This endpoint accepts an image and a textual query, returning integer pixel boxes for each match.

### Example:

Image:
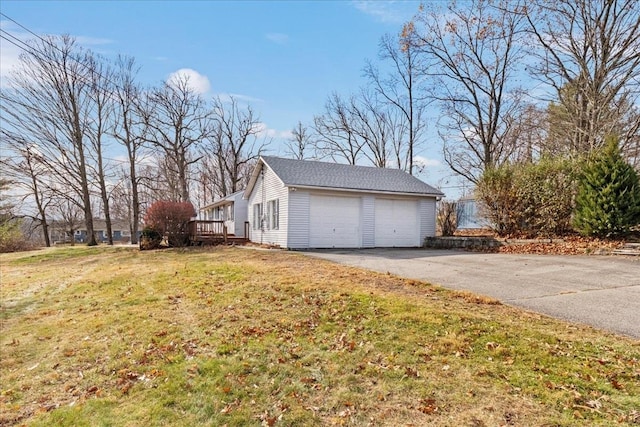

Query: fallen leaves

[496,235,625,255]
[417,398,438,414]
[116,369,140,394]
[456,291,501,305]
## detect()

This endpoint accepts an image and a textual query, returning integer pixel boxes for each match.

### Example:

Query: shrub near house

[476,157,579,237]
[475,141,640,239]
[143,201,196,248]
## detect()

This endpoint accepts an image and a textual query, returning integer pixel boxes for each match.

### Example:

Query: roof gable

[246,156,443,197]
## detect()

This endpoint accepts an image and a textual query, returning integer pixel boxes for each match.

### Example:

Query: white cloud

[413,155,440,168]
[265,32,289,44]
[279,129,294,140]
[352,1,419,24]
[167,68,211,95]
[254,122,291,140]
[216,93,264,104]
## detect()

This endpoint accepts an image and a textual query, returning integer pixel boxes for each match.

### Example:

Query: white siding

[419,198,437,242]
[231,193,248,237]
[361,195,375,248]
[247,165,289,247]
[287,190,310,249]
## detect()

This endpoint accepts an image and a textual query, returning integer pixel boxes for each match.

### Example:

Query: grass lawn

[0,246,638,426]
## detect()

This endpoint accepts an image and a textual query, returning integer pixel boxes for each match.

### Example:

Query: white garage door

[309,195,361,248]
[375,199,419,247]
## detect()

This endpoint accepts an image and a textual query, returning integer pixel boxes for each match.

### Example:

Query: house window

[253,203,263,230]
[267,199,279,230]
[227,204,234,221]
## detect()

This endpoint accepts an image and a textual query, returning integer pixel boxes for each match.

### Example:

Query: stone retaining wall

[423,236,563,250]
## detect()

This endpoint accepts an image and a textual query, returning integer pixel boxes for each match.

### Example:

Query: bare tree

[412,0,528,184]
[313,93,365,165]
[112,55,146,243]
[200,96,265,199]
[51,195,83,245]
[506,104,549,162]
[348,90,405,168]
[109,166,138,240]
[136,161,164,217]
[364,28,427,174]
[525,0,640,157]
[285,121,312,160]
[0,144,53,246]
[85,52,116,244]
[0,35,99,244]
[140,75,209,202]
[312,90,410,169]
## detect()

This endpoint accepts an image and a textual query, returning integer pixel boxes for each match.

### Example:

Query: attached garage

[245,156,444,249]
[374,199,419,247]
[309,195,361,248]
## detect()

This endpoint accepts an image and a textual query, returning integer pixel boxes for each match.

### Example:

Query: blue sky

[1,1,465,196]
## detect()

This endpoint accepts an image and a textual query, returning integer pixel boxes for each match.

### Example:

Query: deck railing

[188,220,250,245]
[188,220,227,238]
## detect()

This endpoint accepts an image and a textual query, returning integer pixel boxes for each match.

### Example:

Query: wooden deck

[187,220,249,245]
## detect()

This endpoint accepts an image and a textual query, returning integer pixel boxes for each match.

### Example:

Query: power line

[0,29,150,174]
[0,17,150,152]
[0,30,49,64]
[1,12,54,45]
[1,12,126,94]
[0,31,119,122]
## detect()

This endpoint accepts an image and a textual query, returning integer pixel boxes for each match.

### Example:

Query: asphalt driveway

[304,249,640,338]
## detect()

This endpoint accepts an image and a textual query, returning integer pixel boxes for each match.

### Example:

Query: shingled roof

[246,156,443,196]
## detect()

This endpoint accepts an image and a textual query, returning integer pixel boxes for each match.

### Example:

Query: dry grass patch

[0,246,638,426]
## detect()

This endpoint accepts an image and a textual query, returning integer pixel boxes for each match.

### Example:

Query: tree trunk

[75,127,97,246]
[27,152,51,247]
[130,166,140,244]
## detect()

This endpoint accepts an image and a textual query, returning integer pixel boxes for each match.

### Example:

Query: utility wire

[0,30,49,63]
[1,12,127,94]
[0,20,149,149]
[0,29,119,119]
[0,28,150,176]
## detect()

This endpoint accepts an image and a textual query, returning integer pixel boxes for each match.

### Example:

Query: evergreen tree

[573,137,640,237]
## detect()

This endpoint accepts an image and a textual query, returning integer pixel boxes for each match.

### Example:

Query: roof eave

[284,184,444,198]
[200,199,232,211]
[200,190,244,211]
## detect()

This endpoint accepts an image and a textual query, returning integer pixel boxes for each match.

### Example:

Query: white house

[244,156,444,249]
[200,191,249,237]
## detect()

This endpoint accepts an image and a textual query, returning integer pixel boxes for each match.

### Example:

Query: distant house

[200,191,249,237]
[92,219,138,242]
[244,156,444,249]
[50,219,140,244]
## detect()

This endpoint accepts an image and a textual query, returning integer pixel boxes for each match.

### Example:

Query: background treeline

[1,0,639,251]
